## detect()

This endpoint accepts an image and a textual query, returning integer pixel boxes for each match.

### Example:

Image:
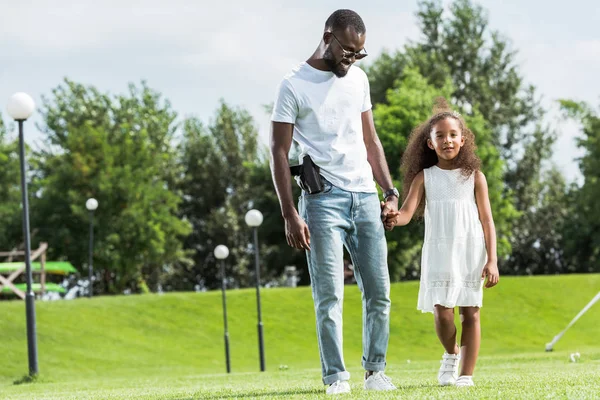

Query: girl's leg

[433,305,460,354]
[458,307,481,376]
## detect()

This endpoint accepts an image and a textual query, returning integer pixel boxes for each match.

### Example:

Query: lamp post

[7,92,38,376]
[214,244,231,373]
[245,209,265,372]
[85,198,98,298]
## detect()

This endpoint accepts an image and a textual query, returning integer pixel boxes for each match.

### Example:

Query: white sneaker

[364,371,397,391]
[438,351,460,386]
[456,375,474,387]
[326,380,351,395]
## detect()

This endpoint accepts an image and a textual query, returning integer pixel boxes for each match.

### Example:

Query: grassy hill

[1,274,599,384]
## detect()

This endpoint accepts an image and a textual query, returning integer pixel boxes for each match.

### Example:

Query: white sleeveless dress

[417,166,487,313]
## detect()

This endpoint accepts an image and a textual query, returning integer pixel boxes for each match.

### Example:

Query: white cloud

[0,1,266,52]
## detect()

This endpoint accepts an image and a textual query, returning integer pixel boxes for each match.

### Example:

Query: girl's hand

[482,261,499,288]
[383,210,400,230]
[380,201,397,231]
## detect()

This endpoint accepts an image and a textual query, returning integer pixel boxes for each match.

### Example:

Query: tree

[367,0,541,160]
[559,100,600,272]
[499,119,575,275]
[33,79,191,294]
[374,68,516,279]
[504,165,570,274]
[171,101,297,290]
[0,116,23,250]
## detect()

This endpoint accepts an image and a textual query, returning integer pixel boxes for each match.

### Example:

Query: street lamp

[245,209,265,372]
[85,198,98,298]
[214,244,231,373]
[7,92,38,376]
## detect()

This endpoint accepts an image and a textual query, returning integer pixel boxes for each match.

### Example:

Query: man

[270,9,400,395]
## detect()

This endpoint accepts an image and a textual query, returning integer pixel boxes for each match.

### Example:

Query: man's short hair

[324,9,366,34]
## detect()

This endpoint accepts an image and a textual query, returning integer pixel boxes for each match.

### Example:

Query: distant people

[385,97,500,387]
[270,9,398,395]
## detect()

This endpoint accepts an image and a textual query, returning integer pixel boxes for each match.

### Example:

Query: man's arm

[362,109,398,225]
[270,122,310,250]
[362,110,394,190]
[270,122,297,219]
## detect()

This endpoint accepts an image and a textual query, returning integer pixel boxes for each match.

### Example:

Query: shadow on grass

[189,383,439,399]
[12,374,53,385]
[13,374,39,385]
[189,388,321,399]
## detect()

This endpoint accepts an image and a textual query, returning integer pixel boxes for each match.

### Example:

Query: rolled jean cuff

[323,371,351,385]
[362,360,386,372]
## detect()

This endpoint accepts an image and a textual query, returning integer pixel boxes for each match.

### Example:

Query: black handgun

[289,155,324,194]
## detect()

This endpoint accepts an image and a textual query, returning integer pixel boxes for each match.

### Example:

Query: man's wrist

[383,187,399,201]
[282,206,299,220]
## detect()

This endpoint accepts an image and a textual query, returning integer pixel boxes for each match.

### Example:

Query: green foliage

[558,99,592,120]
[171,101,295,290]
[502,125,572,274]
[368,0,541,156]
[32,79,191,293]
[0,116,23,250]
[560,101,600,272]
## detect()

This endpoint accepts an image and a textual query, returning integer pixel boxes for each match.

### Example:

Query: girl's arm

[474,171,499,287]
[385,171,425,227]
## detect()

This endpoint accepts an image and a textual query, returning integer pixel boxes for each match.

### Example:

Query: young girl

[385,98,499,387]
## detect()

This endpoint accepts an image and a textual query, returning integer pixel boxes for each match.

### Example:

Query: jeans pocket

[311,176,333,195]
[302,176,334,197]
[321,178,334,194]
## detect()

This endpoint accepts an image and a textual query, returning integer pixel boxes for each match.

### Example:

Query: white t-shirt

[271,62,377,193]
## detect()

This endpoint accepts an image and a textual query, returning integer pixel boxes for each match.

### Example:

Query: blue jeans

[299,178,391,385]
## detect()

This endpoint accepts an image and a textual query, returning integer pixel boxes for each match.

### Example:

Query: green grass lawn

[1,274,599,399]
[2,351,599,399]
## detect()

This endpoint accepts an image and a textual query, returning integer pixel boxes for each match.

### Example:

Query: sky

[1,0,598,182]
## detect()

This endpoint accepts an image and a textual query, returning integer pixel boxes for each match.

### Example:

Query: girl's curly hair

[400,97,481,217]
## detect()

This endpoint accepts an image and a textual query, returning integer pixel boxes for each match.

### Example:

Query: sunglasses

[330,33,368,60]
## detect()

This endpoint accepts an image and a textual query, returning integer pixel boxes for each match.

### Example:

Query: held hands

[284,212,311,250]
[482,260,500,288]
[381,206,401,231]
[380,198,399,231]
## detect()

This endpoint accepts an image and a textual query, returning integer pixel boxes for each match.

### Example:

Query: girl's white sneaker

[438,351,460,386]
[456,375,475,387]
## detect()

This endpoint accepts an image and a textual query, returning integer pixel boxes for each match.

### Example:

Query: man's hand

[482,260,500,288]
[380,197,399,231]
[285,213,311,250]
[383,210,400,230]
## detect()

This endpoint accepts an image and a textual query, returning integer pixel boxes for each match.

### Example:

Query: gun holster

[290,155,324,194]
